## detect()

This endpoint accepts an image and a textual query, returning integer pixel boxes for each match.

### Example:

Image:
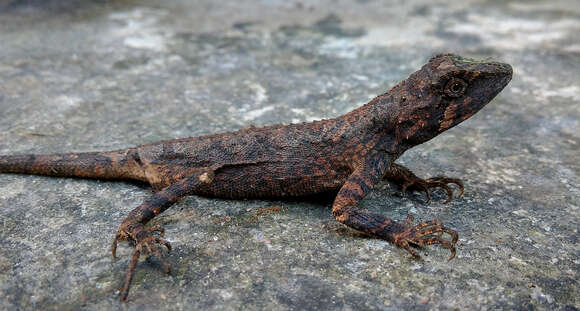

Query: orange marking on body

[401,114,428,139]
[459,98,474,122]
[336,212,349,223]
[199,172,213,183]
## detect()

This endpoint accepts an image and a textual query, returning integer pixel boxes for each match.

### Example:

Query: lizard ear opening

[444,78,467,98]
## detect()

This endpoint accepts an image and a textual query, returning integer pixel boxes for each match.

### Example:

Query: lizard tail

[0,149,146,181]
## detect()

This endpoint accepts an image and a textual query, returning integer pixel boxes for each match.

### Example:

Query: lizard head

[392,53,512,147]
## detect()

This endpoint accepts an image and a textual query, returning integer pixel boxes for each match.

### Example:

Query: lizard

[0,54,512,301]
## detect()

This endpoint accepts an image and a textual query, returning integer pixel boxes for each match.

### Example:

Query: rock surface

[0,0,578,310]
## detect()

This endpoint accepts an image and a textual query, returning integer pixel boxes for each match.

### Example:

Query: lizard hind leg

[384,163,464,203]
[112,169,214,301]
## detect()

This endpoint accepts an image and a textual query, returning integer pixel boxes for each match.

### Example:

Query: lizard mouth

[496,63,513,89]
[487,62,513,101]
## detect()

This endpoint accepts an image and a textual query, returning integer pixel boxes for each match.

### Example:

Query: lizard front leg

[112,169,214,301]
[384,163,464,203]
[332,153,458,260]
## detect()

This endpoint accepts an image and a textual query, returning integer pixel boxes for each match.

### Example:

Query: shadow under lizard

[0,54,513,301]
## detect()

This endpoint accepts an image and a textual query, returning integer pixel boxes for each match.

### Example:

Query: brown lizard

[0,54,512,301]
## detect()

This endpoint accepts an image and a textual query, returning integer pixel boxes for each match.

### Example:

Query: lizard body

[0,54,512,301]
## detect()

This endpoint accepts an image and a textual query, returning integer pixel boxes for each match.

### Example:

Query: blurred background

[0,1,578,310]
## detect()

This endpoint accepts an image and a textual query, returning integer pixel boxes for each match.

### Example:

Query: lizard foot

[384,164,464,203]
[401,175,464,203]
[111,223,172,301]
[393,219,458,261]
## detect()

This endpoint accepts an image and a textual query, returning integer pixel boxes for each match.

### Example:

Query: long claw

[439,183,454,203]
[427,176,464,200]
[419,183,431,203]
[457,182,464,198]
[448,248,456,261]
[112,233,120,259]
[403,181,432,202]
[442,227,459,244]
[121,245,142,302]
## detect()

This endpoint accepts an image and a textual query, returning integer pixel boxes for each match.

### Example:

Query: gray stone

[0,0,578,310]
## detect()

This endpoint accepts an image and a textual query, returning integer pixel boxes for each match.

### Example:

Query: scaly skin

[0,54,512,301]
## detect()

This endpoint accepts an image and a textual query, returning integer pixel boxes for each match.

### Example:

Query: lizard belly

[196,162,350,199]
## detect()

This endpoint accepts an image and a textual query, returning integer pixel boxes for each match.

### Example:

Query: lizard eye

[444,78,467,97]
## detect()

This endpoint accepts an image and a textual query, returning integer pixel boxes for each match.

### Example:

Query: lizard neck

[331,92,412,161]
[337,92,410,157]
